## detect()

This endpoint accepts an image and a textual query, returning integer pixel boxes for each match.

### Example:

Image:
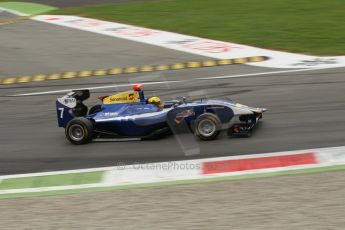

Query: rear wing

[56,90,90,128]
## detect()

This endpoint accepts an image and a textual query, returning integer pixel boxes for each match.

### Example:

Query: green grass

[0,2,56,15]
[50,0,345,55]
[0,171,103,190]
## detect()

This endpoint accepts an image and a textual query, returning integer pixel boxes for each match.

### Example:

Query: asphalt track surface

[1,13,345,175]
[0,10,17,20]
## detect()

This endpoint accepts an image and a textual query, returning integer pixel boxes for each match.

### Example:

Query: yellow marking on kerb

[155,65,170,71]
[202,60,217,67]
[62,72,77,79]
[124,67,139,73]
[2,78,17,84]
[78,71,92,77]
[93,70,107,76]
[47,74,61,80]
[171,63,185,69]
[17,76,31,83]
[140,66,154,72]
[218,59,232,65]
[249,56,264,62]
[108,68,123,75]
[32,75,46,81]
[187,62,201,68]
[233,58,246,64]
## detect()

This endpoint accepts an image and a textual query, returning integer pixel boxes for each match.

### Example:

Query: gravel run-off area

[1,170,344,230]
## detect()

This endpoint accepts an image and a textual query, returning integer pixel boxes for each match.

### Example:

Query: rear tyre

[65,117,93,145]
[194,113,221,141]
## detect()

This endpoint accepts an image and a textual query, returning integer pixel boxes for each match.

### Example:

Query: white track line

[10,68,316,97]
[198,68,312,80]
[10,80,183,96]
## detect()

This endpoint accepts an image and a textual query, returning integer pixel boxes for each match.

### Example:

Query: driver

[147,96,164,110]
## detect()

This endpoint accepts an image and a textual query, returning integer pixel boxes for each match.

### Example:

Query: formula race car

[56,85,266,144]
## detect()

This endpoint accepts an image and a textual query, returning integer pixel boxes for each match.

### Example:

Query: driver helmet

[148,96,164,109]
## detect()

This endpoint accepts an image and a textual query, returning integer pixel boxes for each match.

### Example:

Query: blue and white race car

[56,85,266,144]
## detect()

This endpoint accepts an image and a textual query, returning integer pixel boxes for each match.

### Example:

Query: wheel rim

[198,119,216,137]
[69,124,85,141]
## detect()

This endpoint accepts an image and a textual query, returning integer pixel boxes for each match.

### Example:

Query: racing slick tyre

[88,105,102,115]
[65,117,94,145]
[194,113,221,141]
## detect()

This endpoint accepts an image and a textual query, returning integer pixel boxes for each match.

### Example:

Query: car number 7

[58,108,64,119]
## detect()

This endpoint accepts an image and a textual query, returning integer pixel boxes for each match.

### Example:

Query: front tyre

[65,117,93,145]
[194,113,221,140]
